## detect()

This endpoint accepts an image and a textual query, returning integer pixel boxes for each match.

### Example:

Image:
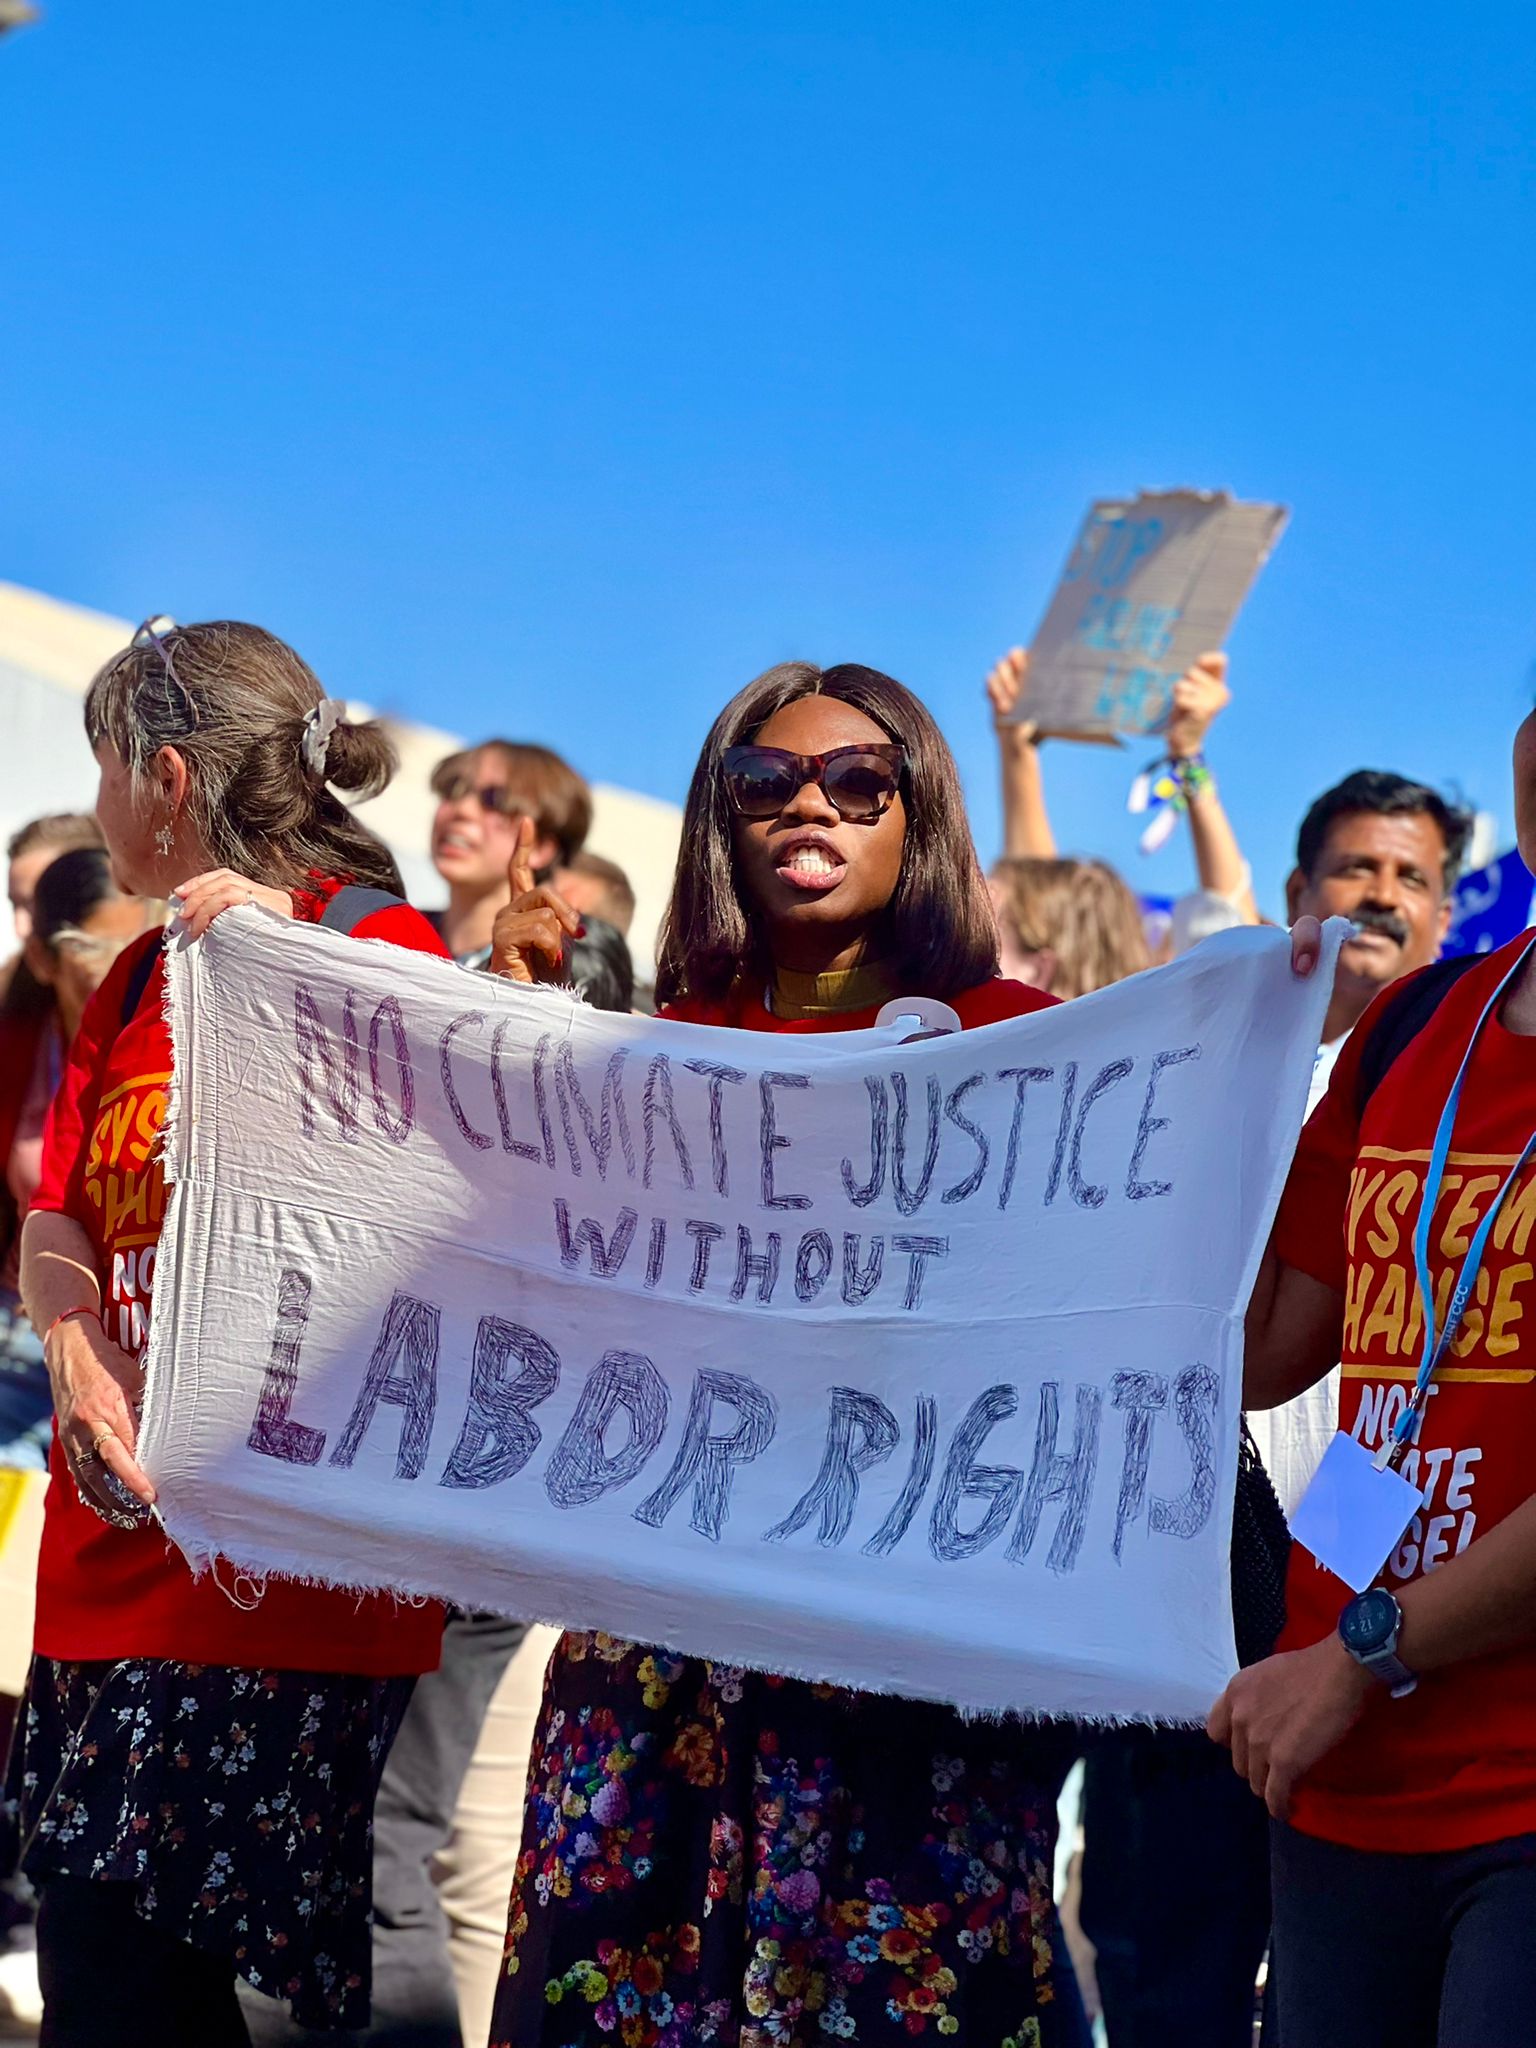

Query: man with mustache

[1287,768,1472,1119]
[1082,766,1471,2048]
[1210,716,1536,2047]
[1256,770,1473,1517]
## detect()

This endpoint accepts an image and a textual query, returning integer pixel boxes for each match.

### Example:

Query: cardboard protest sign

[1016,490,1288,743]
[141,913,1339,1723]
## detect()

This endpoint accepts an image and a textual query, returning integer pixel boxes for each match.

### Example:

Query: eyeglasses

[722,743,906,823]
[435,775,526,819]
[52,928,130,963]
[49,918,157,966]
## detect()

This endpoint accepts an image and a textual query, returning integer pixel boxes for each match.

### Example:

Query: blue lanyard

[1379,932,1536,1468]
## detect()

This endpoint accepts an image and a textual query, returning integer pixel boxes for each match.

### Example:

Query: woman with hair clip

[485,664,1089,2047]
[8,620,451,2047]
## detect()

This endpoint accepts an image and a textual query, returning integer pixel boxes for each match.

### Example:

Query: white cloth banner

[143,915,1339,1722]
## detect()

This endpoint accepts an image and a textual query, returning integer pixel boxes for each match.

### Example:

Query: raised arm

[986,648,1057,861]
[1165,653,1260,922]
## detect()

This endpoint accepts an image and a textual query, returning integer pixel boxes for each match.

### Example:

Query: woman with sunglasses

[486,662,1093,2047]
[11,620,452,2047]
[428,739,593,965]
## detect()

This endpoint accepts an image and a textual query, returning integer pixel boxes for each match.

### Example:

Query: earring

[155,818,175,860]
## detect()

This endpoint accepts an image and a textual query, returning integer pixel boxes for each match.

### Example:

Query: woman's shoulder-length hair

[656,661,999,1009]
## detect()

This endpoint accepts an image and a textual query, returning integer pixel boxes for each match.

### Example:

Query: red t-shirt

[31,882,449,1675]
[1274,933,1536,1852]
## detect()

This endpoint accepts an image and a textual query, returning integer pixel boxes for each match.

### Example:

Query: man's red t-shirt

[30,884,448,1676]
[1274,932,1536,1852]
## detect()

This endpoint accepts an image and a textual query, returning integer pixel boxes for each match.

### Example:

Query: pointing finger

[507,815,537,901]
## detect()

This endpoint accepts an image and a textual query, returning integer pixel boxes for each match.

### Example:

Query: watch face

[1341,1587,1397,1655]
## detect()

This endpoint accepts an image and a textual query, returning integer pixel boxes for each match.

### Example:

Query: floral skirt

[2,1655,413,2030]
[490,1632,1089,2048]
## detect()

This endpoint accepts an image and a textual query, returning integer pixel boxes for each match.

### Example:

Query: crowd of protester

[0,604,1527,2048]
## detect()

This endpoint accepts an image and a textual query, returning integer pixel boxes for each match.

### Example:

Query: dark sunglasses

[722,743,906,823]
[436,774,525,818]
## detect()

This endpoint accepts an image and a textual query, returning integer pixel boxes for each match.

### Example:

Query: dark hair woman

[485,662,1090,2045]
[9,620,451,2046]
[6,811,104,945]
[24,847,161,1039]
[654,660,1002,1012]
[0,847,160,1472]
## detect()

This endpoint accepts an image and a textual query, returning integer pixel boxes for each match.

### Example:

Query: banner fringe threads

[153,919,182,1179]
[137,921,186,1460]
[206,1555,269,1612]
[168,1533,1199,1729]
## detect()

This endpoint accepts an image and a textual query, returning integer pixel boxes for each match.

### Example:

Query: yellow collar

[767,960,898,1021]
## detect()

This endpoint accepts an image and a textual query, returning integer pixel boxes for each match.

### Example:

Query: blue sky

[5,1,1535,914]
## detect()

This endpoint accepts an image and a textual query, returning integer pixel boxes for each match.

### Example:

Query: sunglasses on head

[722,743,906,823]
[132,614,199,731]
[436,774,526,819]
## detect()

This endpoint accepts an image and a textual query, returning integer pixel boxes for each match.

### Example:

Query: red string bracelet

[43,1305,101,1347]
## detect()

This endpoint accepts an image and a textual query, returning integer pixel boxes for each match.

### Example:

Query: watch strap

[1358,1644,1418,1698]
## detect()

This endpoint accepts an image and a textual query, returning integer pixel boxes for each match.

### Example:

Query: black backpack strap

[119,939,160,1028]
[1355,953,1484,1116]
[319,885,406,933]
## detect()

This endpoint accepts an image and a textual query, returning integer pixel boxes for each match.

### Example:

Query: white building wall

[0,582,681,970]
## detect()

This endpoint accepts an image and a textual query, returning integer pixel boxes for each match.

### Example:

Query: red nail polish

[577,924,587,939]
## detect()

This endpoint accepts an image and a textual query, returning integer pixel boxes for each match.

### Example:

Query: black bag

[119,885,408,1027]
[1354,952,1483,1113]
[1231,1420,1292,1666]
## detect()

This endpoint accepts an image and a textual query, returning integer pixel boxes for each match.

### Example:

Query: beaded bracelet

[1128,752,1217,852]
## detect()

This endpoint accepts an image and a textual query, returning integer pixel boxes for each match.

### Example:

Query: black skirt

[3,1654,413,2031]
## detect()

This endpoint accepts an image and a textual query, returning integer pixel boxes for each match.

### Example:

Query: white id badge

[1288,1431,1425,1592]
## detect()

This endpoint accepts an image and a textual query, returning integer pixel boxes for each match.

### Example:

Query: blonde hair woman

[989,855,1151,999]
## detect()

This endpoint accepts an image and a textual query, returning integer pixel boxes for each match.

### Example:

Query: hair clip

[302,697,345,778]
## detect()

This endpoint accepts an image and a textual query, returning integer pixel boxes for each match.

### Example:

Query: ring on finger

[91,1427,117,1455]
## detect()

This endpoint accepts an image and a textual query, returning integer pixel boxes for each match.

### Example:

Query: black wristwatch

[1338,1587,1418,1698]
